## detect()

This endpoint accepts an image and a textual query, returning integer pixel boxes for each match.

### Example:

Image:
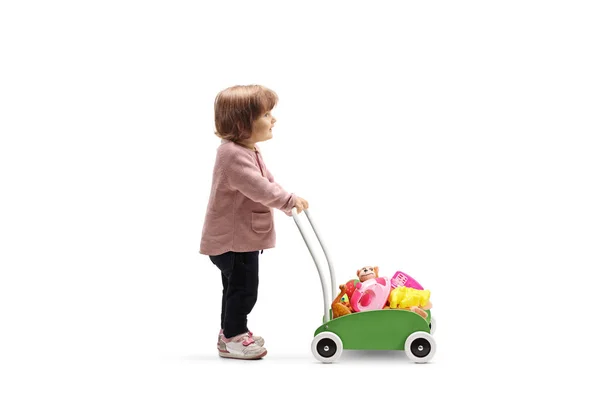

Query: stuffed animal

[341,267,379,301]
[331,284,352,319]
[332,266,382,317]
[357,266,379,282]
[388,286,433,319]
[349,266,393,312]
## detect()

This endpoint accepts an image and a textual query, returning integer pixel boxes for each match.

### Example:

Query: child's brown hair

[214,85,278,142]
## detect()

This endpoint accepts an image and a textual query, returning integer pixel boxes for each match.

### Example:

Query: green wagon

[292,208,437,364]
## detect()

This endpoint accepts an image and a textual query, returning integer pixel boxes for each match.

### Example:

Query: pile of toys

[331,266,432,319]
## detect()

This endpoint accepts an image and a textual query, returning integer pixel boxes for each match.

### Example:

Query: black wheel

[410,337,432,358]
[316,338,337,358]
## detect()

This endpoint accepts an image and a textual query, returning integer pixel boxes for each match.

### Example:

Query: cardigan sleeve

[264,164,298,216]
[221,149,296,214]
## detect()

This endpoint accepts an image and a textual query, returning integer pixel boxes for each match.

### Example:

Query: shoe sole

[217,339,264,350]
[218,348,267,360]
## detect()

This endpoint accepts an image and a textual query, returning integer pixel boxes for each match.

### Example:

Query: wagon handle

[291,207,337,323]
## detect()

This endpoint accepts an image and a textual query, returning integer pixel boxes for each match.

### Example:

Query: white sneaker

[219,332,267,360]
[217,329,264,351]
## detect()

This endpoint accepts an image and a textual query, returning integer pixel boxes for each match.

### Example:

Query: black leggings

[209,251,259,339]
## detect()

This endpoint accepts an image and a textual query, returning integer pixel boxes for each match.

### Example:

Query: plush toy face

[340,294,350,307]
[357,266,379,282]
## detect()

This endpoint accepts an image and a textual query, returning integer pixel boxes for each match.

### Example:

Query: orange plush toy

[331,284,352,319]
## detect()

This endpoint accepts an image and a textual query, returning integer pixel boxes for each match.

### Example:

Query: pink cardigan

[199,140,297,256]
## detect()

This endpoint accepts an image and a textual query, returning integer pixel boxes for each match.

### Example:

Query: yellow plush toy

[388,286,432,318]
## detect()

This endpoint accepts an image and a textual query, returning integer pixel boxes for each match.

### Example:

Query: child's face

[250,110,276,143]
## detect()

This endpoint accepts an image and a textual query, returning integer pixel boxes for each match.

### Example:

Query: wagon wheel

[429,316,436,334]
[311,332,343,363]
[404,331,436,363]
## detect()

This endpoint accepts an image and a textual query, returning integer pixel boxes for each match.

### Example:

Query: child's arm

[222,151,296,214]
[264,167,299,216]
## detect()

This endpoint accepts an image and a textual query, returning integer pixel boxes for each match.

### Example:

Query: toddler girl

[199,85,309,360]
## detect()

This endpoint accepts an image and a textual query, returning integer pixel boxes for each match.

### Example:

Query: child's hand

[294,196,309,213]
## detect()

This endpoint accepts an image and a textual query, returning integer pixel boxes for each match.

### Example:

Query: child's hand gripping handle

[293,196,310,214]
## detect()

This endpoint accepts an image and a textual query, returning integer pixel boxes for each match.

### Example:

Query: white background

[1,0,599,398]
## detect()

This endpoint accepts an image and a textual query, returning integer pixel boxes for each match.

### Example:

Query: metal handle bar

[291,207,337,323]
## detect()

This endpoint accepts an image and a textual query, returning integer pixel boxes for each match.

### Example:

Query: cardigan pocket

[251,212,272,234]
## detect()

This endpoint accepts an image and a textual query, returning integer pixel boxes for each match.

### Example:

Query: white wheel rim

[405,331,436,363]
[311,332,343,363]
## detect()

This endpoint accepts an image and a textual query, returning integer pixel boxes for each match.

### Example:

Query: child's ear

[356,269,361,277]
[374,266,379,276]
